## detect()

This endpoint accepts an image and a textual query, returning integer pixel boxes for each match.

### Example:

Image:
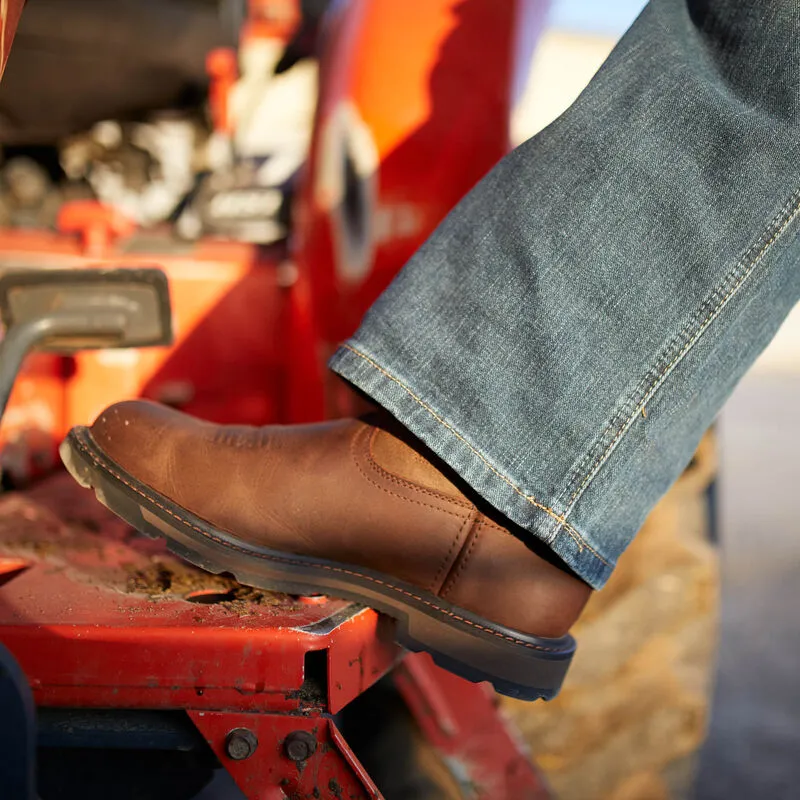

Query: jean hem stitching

[339,343,610,567]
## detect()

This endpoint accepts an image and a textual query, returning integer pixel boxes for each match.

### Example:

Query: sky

[548,0,648,36]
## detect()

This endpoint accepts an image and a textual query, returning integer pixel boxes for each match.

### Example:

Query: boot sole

[60,427,576,701]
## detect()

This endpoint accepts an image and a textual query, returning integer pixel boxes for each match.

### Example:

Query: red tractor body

[0,2,552,797]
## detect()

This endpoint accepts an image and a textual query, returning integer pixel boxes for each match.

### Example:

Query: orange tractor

[0,2,556,797]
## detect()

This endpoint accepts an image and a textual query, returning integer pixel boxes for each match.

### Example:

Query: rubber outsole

[59,427,576,701]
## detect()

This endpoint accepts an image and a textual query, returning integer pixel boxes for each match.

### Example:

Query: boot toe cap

[89,399,190,489]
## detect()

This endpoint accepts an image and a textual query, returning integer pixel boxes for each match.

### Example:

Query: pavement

[695,371,800,799]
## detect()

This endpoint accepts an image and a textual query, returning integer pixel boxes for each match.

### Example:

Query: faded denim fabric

[329,0,800,588]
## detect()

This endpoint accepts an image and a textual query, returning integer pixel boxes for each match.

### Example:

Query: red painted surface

[189,712,380,800]
[207,48,239,135]
[57,201,137,257]
[0,474,401,715]
[293,0,539,348]
[394,653,550,799]
[0,473,401,797]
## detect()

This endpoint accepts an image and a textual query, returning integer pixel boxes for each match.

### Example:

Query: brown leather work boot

[60,401,591,700]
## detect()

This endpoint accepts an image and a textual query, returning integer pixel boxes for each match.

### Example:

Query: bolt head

[283,730,317,762]
[225,727,258,760]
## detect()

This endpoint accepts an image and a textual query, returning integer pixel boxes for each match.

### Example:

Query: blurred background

[516,3,800,799]
[515,0,800,800]
[0,1,798,798]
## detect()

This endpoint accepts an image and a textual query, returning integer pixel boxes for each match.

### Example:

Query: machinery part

[0,267,172,352]
[60,116,205,229]
[0,267,172,420]
[0,472,402,795]
[61,424,576,702]
[36,710,219,800]
[0,0,230,145]
[339,673,464,800]
[37,708,215,751]
[0,474,401,716]
[190,711,382,800]
[0,156,63,229]
[180,158,290,244]
[0,266,172,485]
[294,0,550,346]
[283,729,316,762]
[178,1,316,245]
[226,727,259,760]
[0,307,125,420]
[3,157,51,208]
[57,200,137,255]
[37,748,216,800]
[206,47,238,136]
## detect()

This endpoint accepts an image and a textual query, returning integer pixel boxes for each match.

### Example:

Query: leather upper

[90,400,589,637]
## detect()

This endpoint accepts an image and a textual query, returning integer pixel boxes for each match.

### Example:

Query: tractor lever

[0,267,173,425]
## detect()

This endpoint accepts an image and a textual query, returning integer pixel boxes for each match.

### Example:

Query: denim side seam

[551,186,800,542]
[338,343,610,567]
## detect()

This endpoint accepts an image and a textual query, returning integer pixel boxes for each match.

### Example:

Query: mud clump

[125,559,284,610]
[0,474,296,616]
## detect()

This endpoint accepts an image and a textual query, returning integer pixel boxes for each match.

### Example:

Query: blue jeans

[329,0,800,588]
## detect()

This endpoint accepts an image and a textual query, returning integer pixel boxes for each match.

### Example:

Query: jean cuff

[329,341,613,589]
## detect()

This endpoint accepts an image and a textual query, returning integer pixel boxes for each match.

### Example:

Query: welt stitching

[440,518,482,600]
[365,428,472,509]
[73,431,568,653]
[349,433,469,521]
[341,344,608,566]
[557,187,800,525]
[431,510,476,593]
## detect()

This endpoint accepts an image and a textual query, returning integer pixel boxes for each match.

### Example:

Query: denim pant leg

[329,0,800,589]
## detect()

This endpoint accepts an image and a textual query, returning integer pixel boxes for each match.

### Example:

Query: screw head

[225,727,258,760]
[283,730,317,762]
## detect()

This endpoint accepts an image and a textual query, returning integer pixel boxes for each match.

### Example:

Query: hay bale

[504,433,719,800]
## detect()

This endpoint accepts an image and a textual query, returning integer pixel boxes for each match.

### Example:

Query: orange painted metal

[65,246,285,431]
[293,0,543,350]
[207,48,239,135]
[1,352,64,484]
[0,0,24,80]
[0,221,296,476]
